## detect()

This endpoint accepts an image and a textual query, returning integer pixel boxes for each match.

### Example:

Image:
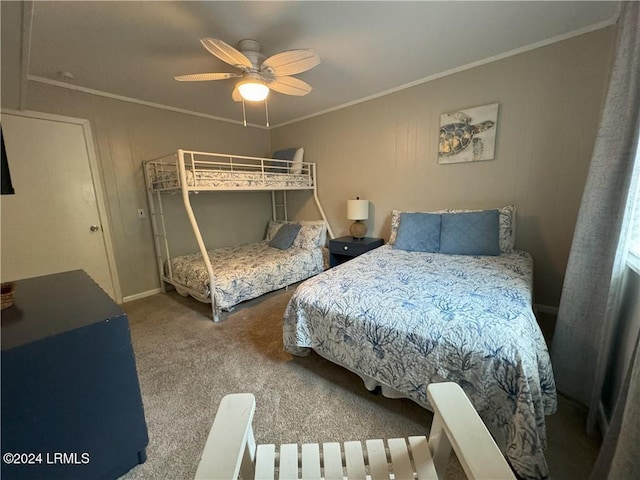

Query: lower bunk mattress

[283,245,557,480]
[167,241,324,311]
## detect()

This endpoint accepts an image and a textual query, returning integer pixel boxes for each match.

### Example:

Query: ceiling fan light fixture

[177,37,319,105]
[238,78,269,102]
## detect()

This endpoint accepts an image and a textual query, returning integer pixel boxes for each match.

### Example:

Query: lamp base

[350,220,367,239]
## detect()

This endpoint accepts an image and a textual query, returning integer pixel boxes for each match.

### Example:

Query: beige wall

[14,82,271,298]
[271,27,616,307]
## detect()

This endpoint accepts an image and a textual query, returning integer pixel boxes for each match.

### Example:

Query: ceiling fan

[175,38,321,103]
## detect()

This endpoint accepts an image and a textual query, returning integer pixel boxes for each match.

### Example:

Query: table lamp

[347,198,369,239]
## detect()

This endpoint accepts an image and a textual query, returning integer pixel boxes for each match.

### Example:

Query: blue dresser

[1,270,148,479]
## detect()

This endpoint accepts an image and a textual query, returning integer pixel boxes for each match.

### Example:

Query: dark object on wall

[1,270,148,479]
[1,128,15,195]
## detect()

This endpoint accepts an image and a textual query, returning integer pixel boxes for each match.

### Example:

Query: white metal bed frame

[143,149,334,321]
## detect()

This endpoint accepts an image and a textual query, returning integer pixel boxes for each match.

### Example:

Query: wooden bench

[195,382,515,480]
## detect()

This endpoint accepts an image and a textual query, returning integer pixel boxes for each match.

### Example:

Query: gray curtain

[590,328,640,479]
[551,1,639,423]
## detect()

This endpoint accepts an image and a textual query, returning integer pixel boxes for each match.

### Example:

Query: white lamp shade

[347,199,369,220]
[238,80,269,102]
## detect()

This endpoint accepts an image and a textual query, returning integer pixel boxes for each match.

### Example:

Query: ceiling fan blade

[200,38,252,69]
[268,76,313,96]
[261,49,320,76]
[174,72,242,82]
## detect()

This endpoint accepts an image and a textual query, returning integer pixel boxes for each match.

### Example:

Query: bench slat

[279,443,299,480]
[322,442,344,480]
[366,439,390,479]
[409,436,438,480]
[388,438,414,480]
[344,441,367,478]
[301,443,321,480]
[255,444,275,480]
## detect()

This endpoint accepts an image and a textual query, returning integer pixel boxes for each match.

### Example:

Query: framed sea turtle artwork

[438,103,499,164]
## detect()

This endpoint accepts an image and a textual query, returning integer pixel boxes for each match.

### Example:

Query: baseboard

[122,288,162,303]
[535,304,559,315]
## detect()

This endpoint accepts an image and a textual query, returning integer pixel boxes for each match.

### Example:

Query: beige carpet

[120,287,600,480]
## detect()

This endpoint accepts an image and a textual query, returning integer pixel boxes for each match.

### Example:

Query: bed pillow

[292,222,325,249]
[394,213,441,252]
[269,223,301,250]
[265,220,284,241]
[389,208,448,245]
[440,210,500,256]
[290,147,304,174]
[300,220,327,248]
[268,148,297,173]
[265,220,327,248]
[447,205,516,252]
[272,148,297,159]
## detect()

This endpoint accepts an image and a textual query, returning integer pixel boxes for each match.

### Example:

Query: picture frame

[438,103,499,164]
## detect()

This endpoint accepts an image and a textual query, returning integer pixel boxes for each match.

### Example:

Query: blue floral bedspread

[283,245,557,479]
[168,241,323,310]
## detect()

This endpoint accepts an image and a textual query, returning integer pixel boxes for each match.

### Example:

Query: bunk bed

[144,149,334,322]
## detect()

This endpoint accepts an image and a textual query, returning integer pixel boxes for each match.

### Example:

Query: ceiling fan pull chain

[265,98,270,128]
[242,98,247,127]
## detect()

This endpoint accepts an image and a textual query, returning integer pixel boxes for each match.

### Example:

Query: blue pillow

[267,148,298,173]
[272,148,297,160]
[394,213,441,252]
[440,210,500,256]
[269,223,301,250]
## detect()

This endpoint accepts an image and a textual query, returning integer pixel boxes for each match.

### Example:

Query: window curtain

[590,328,640,479]
[551,2,640,477]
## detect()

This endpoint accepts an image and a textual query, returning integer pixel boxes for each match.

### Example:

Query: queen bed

[283,207,557,479]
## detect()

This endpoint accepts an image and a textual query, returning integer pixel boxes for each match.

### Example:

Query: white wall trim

[122,288,163,303]
[27,75,268,130]
[535,304,559,315]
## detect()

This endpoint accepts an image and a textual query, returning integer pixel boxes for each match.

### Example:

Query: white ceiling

[18,1,620,127]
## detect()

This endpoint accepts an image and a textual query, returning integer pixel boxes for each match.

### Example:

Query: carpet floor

[119,287,600,479]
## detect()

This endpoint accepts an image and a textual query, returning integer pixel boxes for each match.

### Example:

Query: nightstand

[329,236,384,267]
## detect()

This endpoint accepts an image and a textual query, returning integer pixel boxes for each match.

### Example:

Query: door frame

[1,108,122,303]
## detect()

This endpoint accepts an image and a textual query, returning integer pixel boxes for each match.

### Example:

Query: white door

[1,111,119,300]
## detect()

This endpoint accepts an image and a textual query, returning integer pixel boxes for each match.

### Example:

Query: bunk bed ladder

[144,161,171,294]
[271,191,288,221]
[154,192,172,288]
[270,165,335,239]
